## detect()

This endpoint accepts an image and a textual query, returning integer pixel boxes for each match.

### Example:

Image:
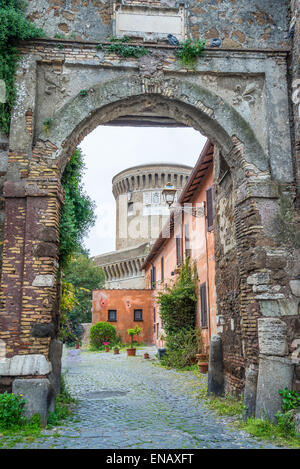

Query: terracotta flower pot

[198,362,209,373]
[105,346,110,352]
[75,343,80,349]
[196,353,209,361]
[127,348,136,356]
[114,349,120,355]
[144,353,150,359]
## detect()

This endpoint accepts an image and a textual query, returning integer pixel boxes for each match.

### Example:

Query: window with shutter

[134,309,143,321]
[184,224,191,258]
[151,266,156,289]
[200,283,208,328]
[161,257,164,282]
[108,310,117,322]
[176,236,181,266]
[206,187,214,232]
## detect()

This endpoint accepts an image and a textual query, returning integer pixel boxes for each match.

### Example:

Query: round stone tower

[112,163,193,250]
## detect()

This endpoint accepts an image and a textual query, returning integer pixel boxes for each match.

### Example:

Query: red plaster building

[92,289,153,345]
[142,140,216,350]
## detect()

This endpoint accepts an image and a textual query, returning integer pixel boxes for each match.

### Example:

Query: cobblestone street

[2,346,283,450]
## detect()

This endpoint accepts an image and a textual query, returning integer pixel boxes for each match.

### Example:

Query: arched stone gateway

[0,37,299,422]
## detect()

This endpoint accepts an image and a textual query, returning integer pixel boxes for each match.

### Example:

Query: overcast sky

[79,125,207,257]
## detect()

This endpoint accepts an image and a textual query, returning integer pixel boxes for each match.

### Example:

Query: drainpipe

[181,206,184,264]
[204,200,212,344]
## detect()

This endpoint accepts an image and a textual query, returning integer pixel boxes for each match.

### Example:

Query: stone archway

[0,61,298,420]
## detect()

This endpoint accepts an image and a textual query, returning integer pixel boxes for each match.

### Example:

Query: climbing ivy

[97,36,151,59]
[157,258,198,335]
[59,148,96,269]
[157,258,201,368]
[0,0,44,134]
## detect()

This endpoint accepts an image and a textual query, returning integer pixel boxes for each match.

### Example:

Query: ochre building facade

[143,141,216,350]
[92,289,153,345]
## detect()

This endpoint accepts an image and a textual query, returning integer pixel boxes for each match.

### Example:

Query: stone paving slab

[1,347,283,449]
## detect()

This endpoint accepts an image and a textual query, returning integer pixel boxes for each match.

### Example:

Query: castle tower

[113,163,192,250]
[92,162,192,289]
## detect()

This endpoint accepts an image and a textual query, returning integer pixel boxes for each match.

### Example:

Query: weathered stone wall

[214,136,300,396]
[0,133,8,285]
[288,0,300,394]
[289,0,300,197]
[214,146,244,394]
[24,0,290,48]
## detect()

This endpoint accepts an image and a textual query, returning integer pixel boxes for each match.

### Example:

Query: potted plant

[196,346,209,373]
[127,326,142,356]
[114,346,120,355]
[104,341,110,352]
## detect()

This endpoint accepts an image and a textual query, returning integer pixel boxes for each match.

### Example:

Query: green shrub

[161,327,201,369]
[274,388,300,438]
[275,410,296,438]
[175,38,206,67]
[47,374,77,427]
[278,387,300,412]
[0,392,26,428]
[90,322,117,349]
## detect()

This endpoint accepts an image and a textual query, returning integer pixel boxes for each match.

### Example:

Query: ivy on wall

[0,0,44,134]
[96,36,150,58]
[59,148,96,269]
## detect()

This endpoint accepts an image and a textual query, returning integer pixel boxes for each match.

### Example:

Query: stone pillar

[81,323,92,346]
[255,318,294,422]
[48,339,63,395]
[208,335,225,396]
[0,177,62,357]
[243,364,258,420]
[12,378,53,427]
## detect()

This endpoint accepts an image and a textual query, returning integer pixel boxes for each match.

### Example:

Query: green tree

[59,148,96,268]
[64,254,105,325]
[58,148,100,344]
[0,1,44,134]
[59,280,78,344]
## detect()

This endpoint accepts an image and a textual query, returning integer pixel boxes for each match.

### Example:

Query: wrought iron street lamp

[162,184,204,217]
[162,184,177,207]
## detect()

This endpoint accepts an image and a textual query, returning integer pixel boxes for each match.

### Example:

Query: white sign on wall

[115,5,185,42]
